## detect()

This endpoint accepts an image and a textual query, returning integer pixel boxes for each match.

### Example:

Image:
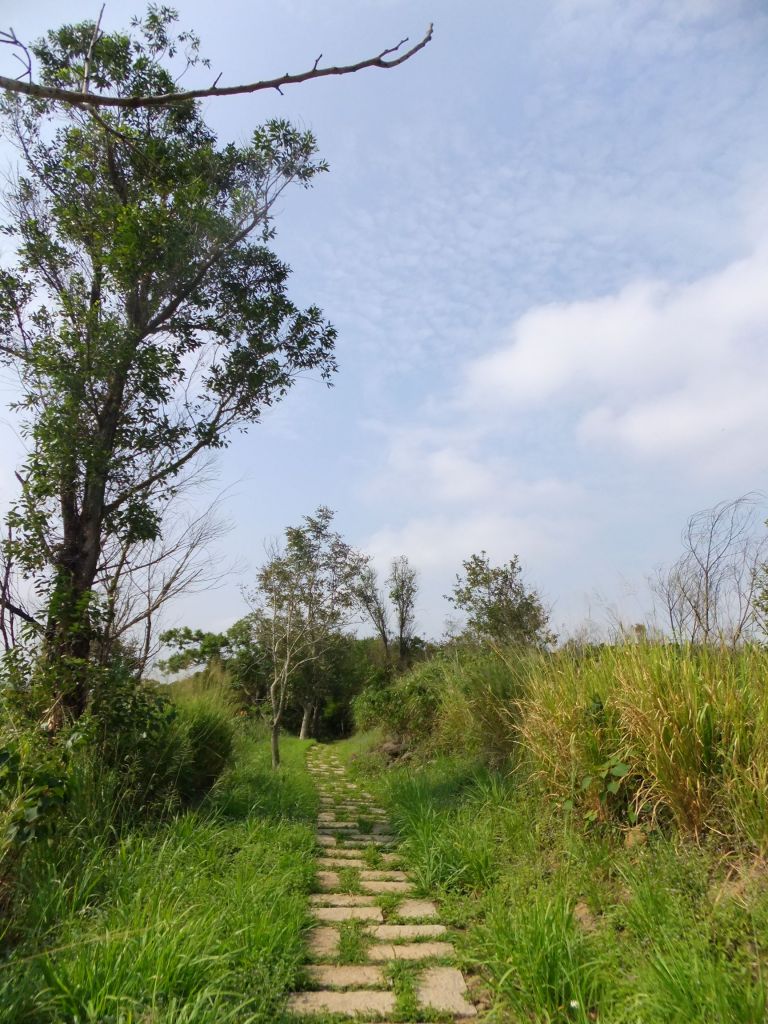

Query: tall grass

[0,735,317,1023]
[359,643,768,848]
[344,736,768,1024]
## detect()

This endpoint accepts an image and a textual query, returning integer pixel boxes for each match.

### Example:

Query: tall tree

[246,507,364,767]
[355,566,391,660]
[447,551,555,649]
[387,555,418,661]
[0,10,341,722]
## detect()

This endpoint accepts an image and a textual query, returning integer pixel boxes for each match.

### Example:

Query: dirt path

[286,746,477,1021]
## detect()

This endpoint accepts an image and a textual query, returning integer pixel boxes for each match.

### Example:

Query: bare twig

[0,28,32,83]
[0,24,433,109]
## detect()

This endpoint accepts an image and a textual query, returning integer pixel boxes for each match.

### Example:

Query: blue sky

[2,0,768,640]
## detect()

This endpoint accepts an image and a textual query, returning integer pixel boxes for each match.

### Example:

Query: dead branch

[0,25,433,109]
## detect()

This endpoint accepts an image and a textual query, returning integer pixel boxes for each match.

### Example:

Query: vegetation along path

[288,746,477,1021]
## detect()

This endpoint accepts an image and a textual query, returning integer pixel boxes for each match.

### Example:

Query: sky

[1,0,767,642]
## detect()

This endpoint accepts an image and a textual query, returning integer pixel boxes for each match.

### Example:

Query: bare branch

[0,27,32,83]
[82,5,105,96]
[0,25,433,109]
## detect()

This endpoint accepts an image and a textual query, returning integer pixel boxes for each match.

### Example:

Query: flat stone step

[316,835,336,847]
[318,857,366,869]
[368,941,455,961]
[307,927,340,957]
[417,966,477,1017]
[397,899,439,919]
[305,965,385,989]
[366,924,446,940]
[361,880,413,894]
[287,990,396,1017]
[313,905,383,922]
[316,871,340,890]
[310,894,377,907]
[320,848,367,859]
[359,870,410,882]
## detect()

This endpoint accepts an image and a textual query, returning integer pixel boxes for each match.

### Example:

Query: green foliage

[175,699,236,804]
[360,642,768,847]
[447,550,556,647]
[1,734,317,1023]
[348,743,768,1024]
[0,6,337,716]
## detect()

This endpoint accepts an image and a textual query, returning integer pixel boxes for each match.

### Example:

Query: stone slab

[368,941,455,961]
[316,835,336,847]
[287,990,395,1016]
[361,880,413,894]
[316,871,340,890]
[306,965,385,988]
[307,927,340,957]
[318,858,367,869]
[397,899,439,919]
[360,870,409,881]
[366,924,446,940]
[313,905,383,922]
[416,966,477,1017]
[310,894,377,907]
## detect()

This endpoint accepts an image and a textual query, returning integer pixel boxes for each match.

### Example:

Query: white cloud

[463,245,768,474]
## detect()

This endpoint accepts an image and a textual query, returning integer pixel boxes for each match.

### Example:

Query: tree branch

[0,25,433,109]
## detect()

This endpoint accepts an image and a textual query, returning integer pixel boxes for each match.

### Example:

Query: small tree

[247,507,364,767]
[447,551,555,648]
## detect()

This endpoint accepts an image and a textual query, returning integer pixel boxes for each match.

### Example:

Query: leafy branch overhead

[0,13,433,108]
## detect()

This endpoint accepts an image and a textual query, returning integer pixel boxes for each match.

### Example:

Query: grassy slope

[339,734,768,1024]
[1,735,317,1024]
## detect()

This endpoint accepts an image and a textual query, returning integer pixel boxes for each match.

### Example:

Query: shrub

[175,698,236,804]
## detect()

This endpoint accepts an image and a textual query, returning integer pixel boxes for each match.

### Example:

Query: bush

[175,698,236,804]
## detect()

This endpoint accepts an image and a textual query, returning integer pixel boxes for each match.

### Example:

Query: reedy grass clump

[359,642,768,848]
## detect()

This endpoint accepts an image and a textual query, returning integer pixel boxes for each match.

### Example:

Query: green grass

[1,735,317,1023]
[343,738,768,1024]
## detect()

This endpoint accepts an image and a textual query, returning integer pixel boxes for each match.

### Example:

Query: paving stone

[361,879,413,894]
[366,924,447,940]
[307,927,340,957]
[318,857,367,869]
[320,821,357,830]
[359,870,410,882]
[368,941,455,961]
[313,905,384,922]
[316,834,336,847]
[416,966,477,1017]
[310,893,377,907]
[380,853,401,865]
[397,899,439,919]
[316,871,340,890]
[305,965,385,988]
[347,834,394,846]
[322,848,366,859]
[287,990,395,1016]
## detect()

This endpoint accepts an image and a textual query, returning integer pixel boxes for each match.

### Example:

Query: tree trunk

[271,719,281,768]
[299,703,313,740]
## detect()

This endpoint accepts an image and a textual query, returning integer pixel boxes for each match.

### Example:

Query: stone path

[286,746,477,1021]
